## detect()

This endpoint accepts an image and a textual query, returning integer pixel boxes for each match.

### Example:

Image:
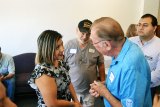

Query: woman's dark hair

[141,13,158,27]
[36,30,62,64]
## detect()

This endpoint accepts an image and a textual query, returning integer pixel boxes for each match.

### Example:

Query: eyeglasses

[91,37,124,45]
[92,40,106,45]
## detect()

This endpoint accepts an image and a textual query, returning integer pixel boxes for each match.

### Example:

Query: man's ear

[103,41,111,51]
[154,26,157,33]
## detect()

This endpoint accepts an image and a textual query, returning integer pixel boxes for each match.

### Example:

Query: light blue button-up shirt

[0,53,15,75]
[104,39,152,107]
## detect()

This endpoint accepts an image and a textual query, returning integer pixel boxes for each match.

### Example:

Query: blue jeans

[3,76,15,101]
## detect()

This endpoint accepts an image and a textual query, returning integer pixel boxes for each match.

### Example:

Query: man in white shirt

[130,13,160,101]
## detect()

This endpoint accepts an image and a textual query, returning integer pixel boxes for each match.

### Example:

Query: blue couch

[13,53,36,97]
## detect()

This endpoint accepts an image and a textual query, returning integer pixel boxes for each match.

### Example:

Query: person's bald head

[91,17,124,42]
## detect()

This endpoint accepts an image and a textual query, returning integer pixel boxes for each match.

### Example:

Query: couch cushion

[13,53,36,96]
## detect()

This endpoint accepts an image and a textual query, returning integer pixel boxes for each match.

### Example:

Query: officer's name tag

[109,72,114,83]
[89,48,95,53]
[70,49,77,54]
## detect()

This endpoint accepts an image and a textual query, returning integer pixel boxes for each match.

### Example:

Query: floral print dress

[28,61,71,107]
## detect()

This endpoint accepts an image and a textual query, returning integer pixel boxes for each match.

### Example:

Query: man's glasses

[91,40,106,45]
[91,37,124,45]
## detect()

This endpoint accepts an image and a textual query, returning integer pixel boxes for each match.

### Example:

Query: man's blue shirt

[104,38,152,107]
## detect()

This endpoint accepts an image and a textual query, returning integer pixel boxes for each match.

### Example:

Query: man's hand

[89,87,100,97]
[0,75,4,81]
[90,81,107,97]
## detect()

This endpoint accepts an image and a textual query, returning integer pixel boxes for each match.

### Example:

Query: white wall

[158,0,160,24]
[143,0,160,18]
[0,0,144,56]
